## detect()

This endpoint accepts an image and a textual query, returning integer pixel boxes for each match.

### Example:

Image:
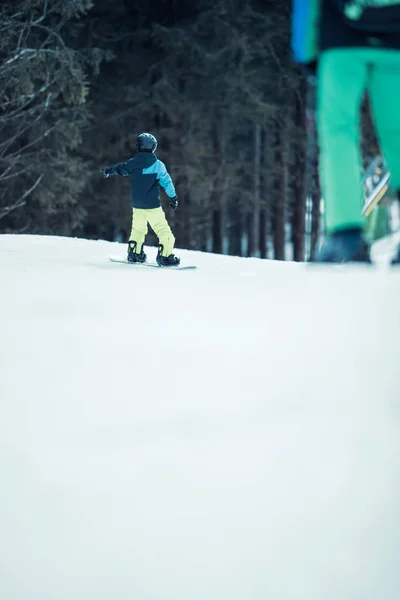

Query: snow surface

[1,234,399,600]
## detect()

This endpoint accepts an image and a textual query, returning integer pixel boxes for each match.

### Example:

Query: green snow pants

[317,48,400,233]
[129,207,175,256]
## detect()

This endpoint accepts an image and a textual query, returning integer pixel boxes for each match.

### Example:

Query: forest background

[0,0,380,260]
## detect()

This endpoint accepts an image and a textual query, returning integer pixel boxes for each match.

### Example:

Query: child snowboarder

[292,0,400,262]
[100,132,180,266]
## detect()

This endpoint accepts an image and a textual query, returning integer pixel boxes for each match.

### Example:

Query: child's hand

[100,167,112,178]
[169,197,178,211]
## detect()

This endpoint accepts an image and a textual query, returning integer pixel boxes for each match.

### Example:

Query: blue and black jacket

[108,152,176,209]
[292,0,400,67]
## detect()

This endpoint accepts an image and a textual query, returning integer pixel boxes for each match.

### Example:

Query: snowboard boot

[127,241,146,263]
[315,228,371,263]
[156,244,180,267]
[391,246,400,265]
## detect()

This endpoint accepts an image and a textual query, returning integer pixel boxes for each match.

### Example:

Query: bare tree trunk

[273,116,285,260]
[259,126,267,258]
[263,121,274,258]
[228,202,242,256]
[259,209,267,258]
[211,116,228,254]
[310,167,321,259]
[292,78,307,261]
[248,123,262,256]
[181,191,191,249]
[246,213,253,257]
[304,75,321,260]
[212,206,223,253]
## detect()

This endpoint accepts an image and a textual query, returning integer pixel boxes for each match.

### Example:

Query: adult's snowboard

[109,256,197,270]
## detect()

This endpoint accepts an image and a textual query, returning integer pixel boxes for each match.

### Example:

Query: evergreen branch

[0,173,43,221]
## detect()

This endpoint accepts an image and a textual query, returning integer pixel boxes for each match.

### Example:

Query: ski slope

[1,234,399,600]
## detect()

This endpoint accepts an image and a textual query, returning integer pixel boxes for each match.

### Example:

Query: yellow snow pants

[129,207,175,257]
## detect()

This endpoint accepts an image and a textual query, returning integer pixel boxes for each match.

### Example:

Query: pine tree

[0,0,95,233]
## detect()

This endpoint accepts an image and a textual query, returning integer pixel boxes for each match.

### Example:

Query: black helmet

[136,132,157,153]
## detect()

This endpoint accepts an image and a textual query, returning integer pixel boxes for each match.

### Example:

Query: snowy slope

[0,234,399,600]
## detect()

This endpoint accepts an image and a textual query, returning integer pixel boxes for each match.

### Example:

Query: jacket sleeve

[156,160,176,198]
[292,0,322,64]
[109,158,134,176]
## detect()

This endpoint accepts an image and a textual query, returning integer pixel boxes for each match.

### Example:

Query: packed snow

[0,234,399,600]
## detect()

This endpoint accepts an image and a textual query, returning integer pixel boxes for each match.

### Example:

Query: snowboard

[109,256,197,270]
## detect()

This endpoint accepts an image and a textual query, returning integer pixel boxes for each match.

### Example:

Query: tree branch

[0,174,43,221]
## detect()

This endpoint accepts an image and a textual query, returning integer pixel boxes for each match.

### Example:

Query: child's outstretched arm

[100,159,134,178]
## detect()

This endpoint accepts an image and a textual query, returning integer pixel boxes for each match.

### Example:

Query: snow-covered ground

[1,234,399,600]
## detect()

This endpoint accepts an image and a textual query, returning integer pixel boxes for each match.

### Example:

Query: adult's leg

[317,49,369,232]
[368,49,400,194]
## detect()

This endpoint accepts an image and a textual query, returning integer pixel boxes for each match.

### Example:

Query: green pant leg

[368,49,400,192]
[146,207,175,256]
[129,209,148,251]
[317,49,369,233]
